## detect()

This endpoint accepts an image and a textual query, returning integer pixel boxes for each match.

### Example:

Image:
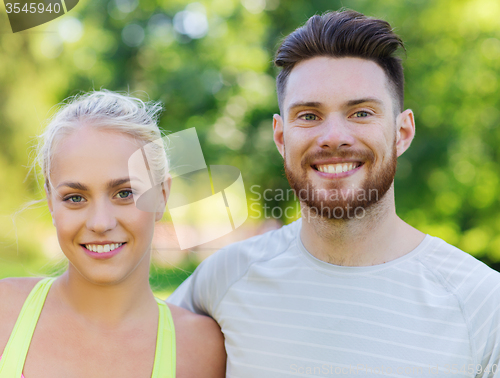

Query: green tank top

[0,278,176,378]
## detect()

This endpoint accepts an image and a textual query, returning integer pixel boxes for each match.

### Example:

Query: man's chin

[296,184,375,205]
[303,199,370,221]
[285,150,397,221]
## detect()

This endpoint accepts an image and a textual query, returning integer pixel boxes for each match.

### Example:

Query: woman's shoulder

[167,303,226,378]
[0,277,44,307]
[0,276,43,293]
[0,277,44,353]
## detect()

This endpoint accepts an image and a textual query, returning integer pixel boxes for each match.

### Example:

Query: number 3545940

[5,3,62,14]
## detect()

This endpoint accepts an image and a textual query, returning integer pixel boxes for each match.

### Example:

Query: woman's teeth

[84,243,124,253]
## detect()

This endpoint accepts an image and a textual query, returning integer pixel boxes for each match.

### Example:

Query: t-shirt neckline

[296,231,434,274]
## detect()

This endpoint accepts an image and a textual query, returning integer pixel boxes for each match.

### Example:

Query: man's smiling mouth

[313,162,363,174]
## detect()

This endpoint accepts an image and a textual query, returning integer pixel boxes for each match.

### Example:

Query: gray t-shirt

[168,219,500,377]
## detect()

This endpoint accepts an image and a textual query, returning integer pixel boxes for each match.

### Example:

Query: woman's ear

[45,183,56,226]
[155,175,171,222]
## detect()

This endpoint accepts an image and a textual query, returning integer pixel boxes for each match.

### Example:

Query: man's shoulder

[175,219,301,308]
[419,235,500,298]
[420,236,500,359]
[204,218,301,269]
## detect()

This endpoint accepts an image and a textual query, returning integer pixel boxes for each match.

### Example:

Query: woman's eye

[300,113,318,121]
[116,190,133,199]
[352,111,370,118]
[64,195,84,203]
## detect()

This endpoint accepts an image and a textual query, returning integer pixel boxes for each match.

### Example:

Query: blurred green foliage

[1,0,500,282]
[149,259,198,297]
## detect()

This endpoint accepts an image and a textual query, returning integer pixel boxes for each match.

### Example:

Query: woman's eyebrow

[56,177,132,191]
[56,181,89,191]
[106,177,131,189]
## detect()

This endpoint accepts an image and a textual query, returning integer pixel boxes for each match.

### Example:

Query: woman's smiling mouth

[83,242,125,253]
[80,242,127,259]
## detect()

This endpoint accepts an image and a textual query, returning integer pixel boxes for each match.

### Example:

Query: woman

[0,91,226,377]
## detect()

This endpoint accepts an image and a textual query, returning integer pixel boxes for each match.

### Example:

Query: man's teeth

[316,162,359,174]
[84,243,124,253]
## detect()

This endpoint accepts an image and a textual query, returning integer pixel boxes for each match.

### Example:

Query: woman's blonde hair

[12,90,169,277]
[36,90,167,192]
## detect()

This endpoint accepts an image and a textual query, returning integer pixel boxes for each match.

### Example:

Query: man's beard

[284,142,397,220]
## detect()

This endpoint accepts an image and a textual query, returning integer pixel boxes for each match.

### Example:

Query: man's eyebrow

[345,98,384,107]
[287,98,384,112]
[287,101,322,111]
[56,177,133,191]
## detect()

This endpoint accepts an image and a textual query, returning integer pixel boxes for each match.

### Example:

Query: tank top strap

[0,281,175,378]
[151,298,176,378]
[0,277,56,378]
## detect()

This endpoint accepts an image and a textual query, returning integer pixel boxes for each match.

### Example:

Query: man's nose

[316,115,356,149]
[86,199,117,234]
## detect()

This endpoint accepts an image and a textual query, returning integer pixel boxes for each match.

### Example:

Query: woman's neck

[52,262,157,329]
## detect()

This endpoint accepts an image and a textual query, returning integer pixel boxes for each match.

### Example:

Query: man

[168,10,500,376]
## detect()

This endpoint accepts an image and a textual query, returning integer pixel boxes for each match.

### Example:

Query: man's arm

[167,274,202,314]
[167,225,291,316]
[167,253,220,317]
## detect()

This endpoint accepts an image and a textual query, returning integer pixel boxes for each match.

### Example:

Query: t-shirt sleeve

[421,237,500,376]
[166,256,216,316]
[166,221,299,317]
[166,241,247,317]
[467,268,500,377]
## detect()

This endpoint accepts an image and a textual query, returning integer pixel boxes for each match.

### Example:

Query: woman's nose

[86,199,117,234]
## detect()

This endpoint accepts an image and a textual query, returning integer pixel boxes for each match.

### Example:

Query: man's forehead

[283,56,393,112]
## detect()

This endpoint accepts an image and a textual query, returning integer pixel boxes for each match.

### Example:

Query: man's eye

[300,113,318,121]
[64,195,84,203]
[352,111,370,118]
[116,190,133,199]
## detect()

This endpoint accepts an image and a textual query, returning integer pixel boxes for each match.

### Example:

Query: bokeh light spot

[122,24,145,47]
[58,17,83,43]
[173,3,208,39]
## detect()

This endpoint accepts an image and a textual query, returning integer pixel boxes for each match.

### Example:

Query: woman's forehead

[55,125,141,150]
[50,127,142,186]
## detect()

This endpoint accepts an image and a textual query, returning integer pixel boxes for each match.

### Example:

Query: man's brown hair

[274,10,405,114]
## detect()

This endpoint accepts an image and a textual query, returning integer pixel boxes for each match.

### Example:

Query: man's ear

[44,183,55,226]
[155,175,171,222]
[395,109,415,157]
[273,114,285,158]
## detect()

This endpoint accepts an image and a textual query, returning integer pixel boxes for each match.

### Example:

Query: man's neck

[299,192,425,266]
